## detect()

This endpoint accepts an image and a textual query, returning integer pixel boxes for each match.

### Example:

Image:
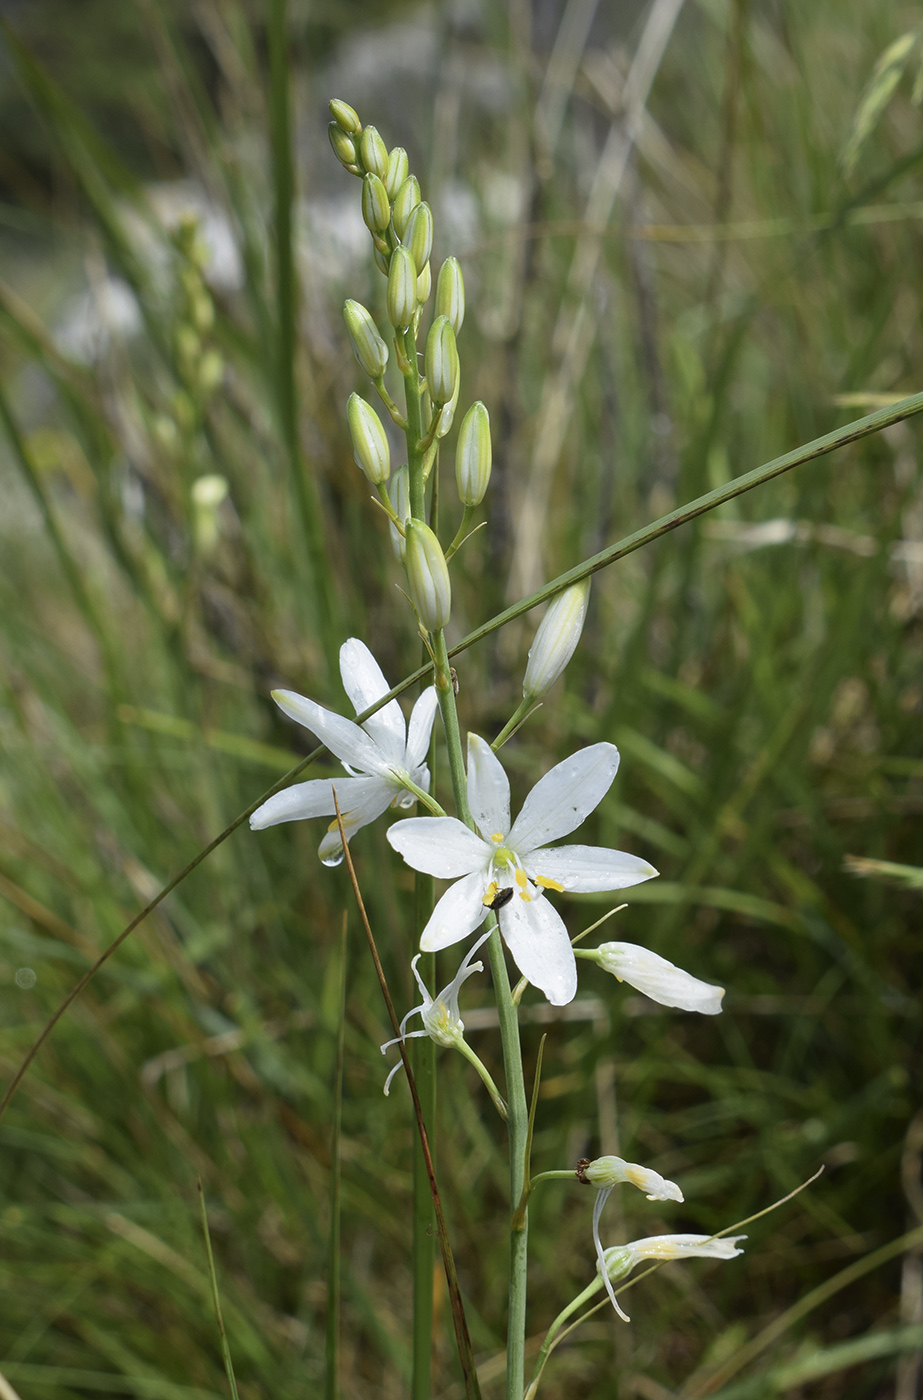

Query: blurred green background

[0,1,921,1397]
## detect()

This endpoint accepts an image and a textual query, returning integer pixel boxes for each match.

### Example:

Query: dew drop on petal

[320,848,345,868]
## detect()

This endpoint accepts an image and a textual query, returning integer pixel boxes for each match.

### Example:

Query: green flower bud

[522,580,591,700]
[343,299,389,378]
[435,377,460,440]
[386,246,417,329]
[405,519,451,631]
[435,256,465,335]
[415,260,432,307]
[361,173,391,234]
[198,348,224,394]
[403,201,433,274]
[373,245,390,277]
[192,473,229,553]
[392,175,421,238]
[425,315,459,405]
[328,99,361,135]
[328,123,359,171]
[389,463,410,561]
[455,401,491,505]
[359,124,389,180]
[385,146,409,199]
[347,393,390,485]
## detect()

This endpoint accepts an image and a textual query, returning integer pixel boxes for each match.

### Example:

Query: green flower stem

[492,697,540,751]
[374,375,408,429]
[399,774,447,818]
[529,1170,579,1189]
[412,946,436,1400]
[456,1039,507,1120]
[525,1278,602,1400]
[444,504,477,561]
[430,625,530,1400]
[401,326,427,521]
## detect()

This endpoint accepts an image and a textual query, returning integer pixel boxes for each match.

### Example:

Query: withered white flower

[250,639,437,866]
[579,1156,684,1320]
[387,735,657,1005]
[599,1233,746,1320]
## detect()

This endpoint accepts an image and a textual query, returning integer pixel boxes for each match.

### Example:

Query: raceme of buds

[361,173,391,234]
[328,123,359,171]
[389,463,410,562]
[436,256,465,335]
[387,246,417,329]
[385,146,409,199]
[343,300,389,379]
[455,401,491,505]
[403,201,433,274]
[328,98,361,134]
[359,124,389,180]
[393,176,421,238]
[405,519,451,631]
[424,315,459,405]
[522,579,591,701]
[347,393,390,485]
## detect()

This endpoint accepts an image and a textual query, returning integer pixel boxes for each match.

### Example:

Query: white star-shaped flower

[386,735,658,1005]
[250,639,438,866]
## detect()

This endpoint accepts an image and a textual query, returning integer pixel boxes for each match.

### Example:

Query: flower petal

[338,638,407,763]
[507,743,620,852]
[419,871,489,952]
[272,689,391,776]
[528,844,658,892]
[467,734,511,839]
[596,942,725,1015]
[250,775,384,829]
[406,686,439,769]
[317,780,397,864]
[388,816,488,878]
[498,889,577,1006]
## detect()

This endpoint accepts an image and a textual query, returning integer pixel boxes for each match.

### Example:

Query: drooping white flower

[598,1232,746,1320]
[380,929,490,1094]
[582,941,725,1014]
[579,1156,684,1320]
[250,639,438,866]
[386,735,657,1006]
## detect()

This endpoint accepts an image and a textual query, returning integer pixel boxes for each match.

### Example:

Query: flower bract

[250,639,437,866]
[387,734,657,1005]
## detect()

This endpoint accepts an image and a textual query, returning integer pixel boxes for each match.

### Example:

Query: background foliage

[0,1,921,1397]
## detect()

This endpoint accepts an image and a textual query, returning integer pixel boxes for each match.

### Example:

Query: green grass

[1,2,921,1397]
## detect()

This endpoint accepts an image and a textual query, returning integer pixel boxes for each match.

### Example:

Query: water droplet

[14,967,37,990]
[320,849,345,868]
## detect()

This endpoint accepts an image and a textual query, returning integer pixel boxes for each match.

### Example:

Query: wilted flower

[578,1155,684,1320]
[250,639,437,866]
[380,930,490,1094]
[598,1233,746,1320]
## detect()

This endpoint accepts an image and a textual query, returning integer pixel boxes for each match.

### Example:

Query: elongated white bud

[405,519,451,630]
[393,175,421,238]
[328,99,361,134]
[416,260,432,307]
[522,580,590,700]
[389,463,410,561]
[343,300,388,378]
[435,256,465,334]
[403,201,433,274]
[425,315,459,405]
[347,393,390,485]
[592,942,725,1014]
[455,401,491,505]
[359,124,389,179]
[385,146,409,199]
[581,1156,683,1202]
[328,123,358,171]
[361,173,391,234]
[387,246,417,329]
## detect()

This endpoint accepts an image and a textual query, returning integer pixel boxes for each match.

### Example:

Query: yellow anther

[482,880,500,908]
[515,868,528,889]
[491,833,504,843]
[535,875,565,893]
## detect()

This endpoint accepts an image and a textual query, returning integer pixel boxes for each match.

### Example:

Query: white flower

[250,639,438,866]
[582,1156,684,1320]
[386,735,658,1006]
[598,1233,746,1319]
[586,942,725,1014]
[380,930,490,1094]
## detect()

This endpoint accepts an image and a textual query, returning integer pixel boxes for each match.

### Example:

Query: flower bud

[343,300,389,378]
[328,98,361,135]
[347,393,390,485]
[405,519,451,631]
[372,245,390,277]
[192,473,228,553]
[328,123,359,171]
[359,124,389,180]
[522,579,591,700]
[403,201,433,274]
[392,175,421,238]
[415,260,432,306]
[580,1156,683,1202]
[424,315,459,405]
[388,463,410,561]
[361,173,391,234]
[435,256,465,335]
[591,942,724,1014]
[387,246,417,329]
[455,401,491,505]
[385,146,409,199]
[435,378,459,439]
